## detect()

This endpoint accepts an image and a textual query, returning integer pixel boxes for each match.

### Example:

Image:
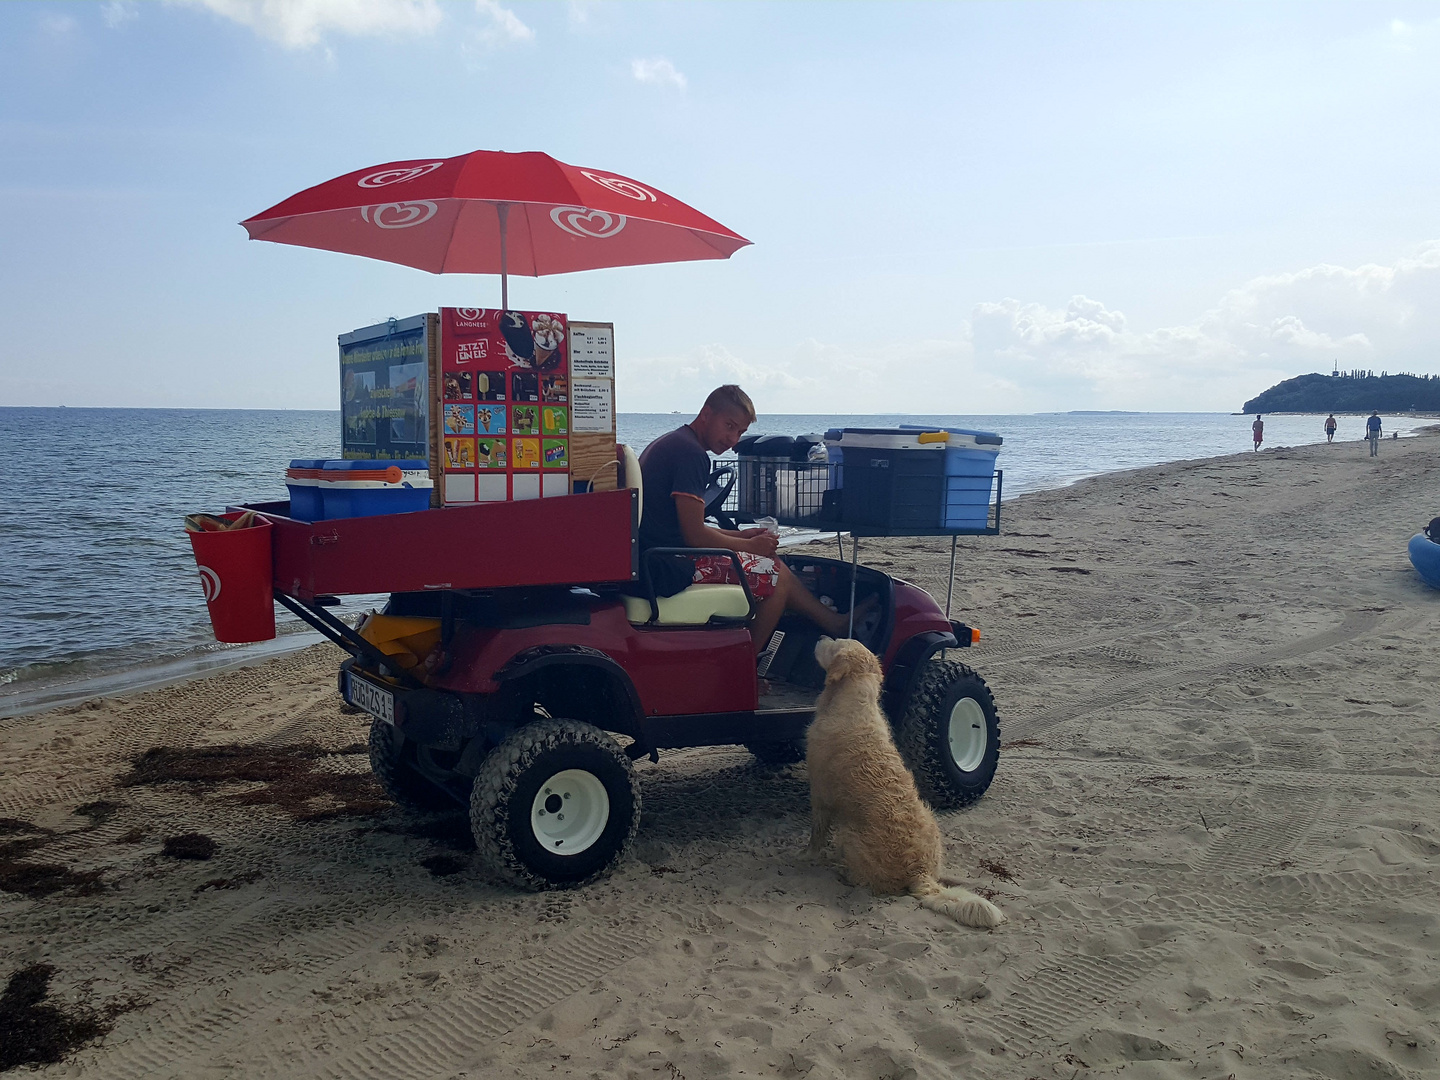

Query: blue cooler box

[285,459,326,522]
[901,426,1001,528]
[317,460,433,520]
[838,428,1000,531]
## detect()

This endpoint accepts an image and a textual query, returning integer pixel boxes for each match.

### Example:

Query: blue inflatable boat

[1408,532,1440,589]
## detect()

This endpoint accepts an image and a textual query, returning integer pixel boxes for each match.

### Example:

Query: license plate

[346,671,395,724]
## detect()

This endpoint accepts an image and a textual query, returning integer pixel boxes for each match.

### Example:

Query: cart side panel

[245,489,637,600]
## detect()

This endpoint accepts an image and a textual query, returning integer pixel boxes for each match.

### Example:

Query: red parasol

[241,149,750,306]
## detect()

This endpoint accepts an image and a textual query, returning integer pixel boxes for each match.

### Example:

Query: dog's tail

[910,876,1006,929]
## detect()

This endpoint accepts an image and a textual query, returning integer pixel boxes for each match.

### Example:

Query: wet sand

[2,433,1438,1079]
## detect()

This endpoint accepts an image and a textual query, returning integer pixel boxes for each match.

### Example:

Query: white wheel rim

[947,697,988,773]
[530,769,609,856]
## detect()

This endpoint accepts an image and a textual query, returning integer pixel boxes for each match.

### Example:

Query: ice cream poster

[442,308,568,375]
[475,405,506,436]
[513,438,541,469]
[475,438,507,469]
[444,404,475,435]
[444,437,476,470]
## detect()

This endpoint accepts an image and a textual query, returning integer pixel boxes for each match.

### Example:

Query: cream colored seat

[619,442,751,626]
[622,584,751,625]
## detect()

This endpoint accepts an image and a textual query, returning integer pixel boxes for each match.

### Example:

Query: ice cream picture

[500,310,536,366]
[445,405,475,434]
[531,314,565,370]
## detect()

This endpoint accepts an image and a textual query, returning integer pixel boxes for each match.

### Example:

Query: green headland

[1242,371,1440,413]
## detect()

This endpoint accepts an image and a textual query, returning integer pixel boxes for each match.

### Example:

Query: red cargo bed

[232,488,637,601]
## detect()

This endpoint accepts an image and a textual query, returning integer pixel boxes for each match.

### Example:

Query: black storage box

[838,440,946,530]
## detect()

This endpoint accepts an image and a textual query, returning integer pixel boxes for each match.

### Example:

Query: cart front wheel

[894,660,1000,810]
[470,719,640,891]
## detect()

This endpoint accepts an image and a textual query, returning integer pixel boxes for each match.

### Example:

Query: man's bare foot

[827,594,879,638]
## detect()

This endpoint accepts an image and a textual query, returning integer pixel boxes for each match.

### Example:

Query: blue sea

[0,407,1408,713]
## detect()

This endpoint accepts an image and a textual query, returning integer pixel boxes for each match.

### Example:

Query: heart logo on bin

[197,565,221,603]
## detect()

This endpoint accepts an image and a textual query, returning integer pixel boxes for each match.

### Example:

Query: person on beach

[1325,414,1337,443]
[1252,414,1264,451]
[637,384,863,655]
[1367,411,1382,456]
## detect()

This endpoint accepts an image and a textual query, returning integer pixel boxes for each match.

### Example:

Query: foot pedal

[756,630,785,678]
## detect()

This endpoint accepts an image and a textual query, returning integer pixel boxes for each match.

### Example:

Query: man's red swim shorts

[690,552,780,599]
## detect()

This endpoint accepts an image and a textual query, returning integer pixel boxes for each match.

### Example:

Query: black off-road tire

[894,660,1000,810]
[743,739,807,765]
[368,718,458,812]
[470,719,640,891]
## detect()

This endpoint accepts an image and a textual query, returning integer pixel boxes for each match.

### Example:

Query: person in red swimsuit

[638,385,860,654]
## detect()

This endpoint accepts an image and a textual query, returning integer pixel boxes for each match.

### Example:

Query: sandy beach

[3,433,1439,1080]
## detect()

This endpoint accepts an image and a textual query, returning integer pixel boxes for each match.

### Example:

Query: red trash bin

[186,512,276,643]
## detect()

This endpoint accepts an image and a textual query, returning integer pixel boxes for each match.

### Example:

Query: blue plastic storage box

[899,426,1001,528]
[836,428,1000,531]
[316,460,433,520]
[285,459,327,522]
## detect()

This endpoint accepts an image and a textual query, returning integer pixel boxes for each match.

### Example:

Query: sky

[1,0,1438,414]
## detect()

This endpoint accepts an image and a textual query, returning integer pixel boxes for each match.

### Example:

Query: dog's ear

[821,639,882,681]
[814,636,838,671]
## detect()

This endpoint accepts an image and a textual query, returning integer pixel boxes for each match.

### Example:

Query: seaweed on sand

[0,964,109,1071]
[122,743,390,821]
[161,833,216,860]
[0,822,105,899]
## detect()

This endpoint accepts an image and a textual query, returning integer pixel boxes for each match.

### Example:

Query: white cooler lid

[838,431,988,450]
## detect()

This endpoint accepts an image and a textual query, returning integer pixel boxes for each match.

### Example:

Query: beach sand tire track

[1006,609,1387,741]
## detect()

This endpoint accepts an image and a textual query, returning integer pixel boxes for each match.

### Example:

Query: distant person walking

[1252,414,1264,451]
[1366,411,1382,456]
[1324,414,1337,443]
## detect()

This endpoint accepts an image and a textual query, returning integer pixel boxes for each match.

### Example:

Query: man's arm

[674,496,778,557]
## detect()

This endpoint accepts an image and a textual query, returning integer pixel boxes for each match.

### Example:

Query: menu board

[439,307,571,503]
[338,314,431,461]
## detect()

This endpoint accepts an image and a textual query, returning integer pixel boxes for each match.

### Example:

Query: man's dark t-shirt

[637,425,711,595]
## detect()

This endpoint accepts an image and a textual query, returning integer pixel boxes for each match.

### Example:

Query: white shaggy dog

[807,637,1005,929]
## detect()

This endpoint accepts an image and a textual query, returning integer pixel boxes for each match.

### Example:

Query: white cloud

[101,2,139,28]
[623,243,1440,414]
[567,0,599,29]
[474,0,533,43]
[172,0,443,49]
[631,57,686,90]
[966,242,1440,410]
[40,12,78,34]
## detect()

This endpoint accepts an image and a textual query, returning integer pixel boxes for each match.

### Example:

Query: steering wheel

[704,464,738,531]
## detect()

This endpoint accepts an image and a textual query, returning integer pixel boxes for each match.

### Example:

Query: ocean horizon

[0,406,1421,715]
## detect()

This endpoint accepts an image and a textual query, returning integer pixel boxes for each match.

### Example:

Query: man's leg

[747,561,865,654]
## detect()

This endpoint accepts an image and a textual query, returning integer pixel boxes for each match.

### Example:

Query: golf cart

[237,445,1002,893]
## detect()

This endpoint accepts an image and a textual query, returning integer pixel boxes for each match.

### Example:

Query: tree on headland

[1242,372,1440,413]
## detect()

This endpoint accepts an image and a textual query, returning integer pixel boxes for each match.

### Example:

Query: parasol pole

[497,202,509,310]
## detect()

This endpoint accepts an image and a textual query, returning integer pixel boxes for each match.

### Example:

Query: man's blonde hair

[702,384,756,424]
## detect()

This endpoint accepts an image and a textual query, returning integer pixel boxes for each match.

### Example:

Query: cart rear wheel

[470,719,640,891]
[368,718,459,812]
[894,660,1000,810]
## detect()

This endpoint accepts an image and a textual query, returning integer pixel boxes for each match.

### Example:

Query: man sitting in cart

[638,384,864,654]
